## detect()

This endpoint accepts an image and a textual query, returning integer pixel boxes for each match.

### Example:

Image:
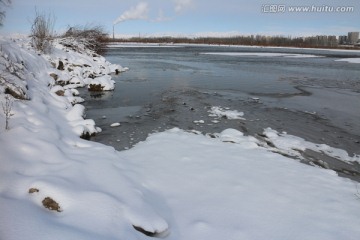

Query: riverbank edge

[105,41,360,52]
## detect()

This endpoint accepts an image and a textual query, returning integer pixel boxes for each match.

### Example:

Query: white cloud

[113,2,149,25]
[173,0,193,13]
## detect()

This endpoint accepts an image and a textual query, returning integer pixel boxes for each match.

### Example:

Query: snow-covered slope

[122,128,360,240]
[0,38,167,240]
[1,38,360,240]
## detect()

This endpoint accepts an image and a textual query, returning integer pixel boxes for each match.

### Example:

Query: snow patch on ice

[335,58,360,64]
[202,52,322,58]
[216,128,259,149]
[208,106,245,120]
[110,122,121,127]
[193,120,205,124]
[263,128,360,163]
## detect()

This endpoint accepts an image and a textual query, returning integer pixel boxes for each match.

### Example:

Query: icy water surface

[80,44,360,180]
[100,44,360,105]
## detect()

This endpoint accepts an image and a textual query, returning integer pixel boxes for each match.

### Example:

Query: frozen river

[99,44,360,106]
[80,43,360,180]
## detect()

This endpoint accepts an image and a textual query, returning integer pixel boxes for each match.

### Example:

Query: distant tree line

[107,34,359,49]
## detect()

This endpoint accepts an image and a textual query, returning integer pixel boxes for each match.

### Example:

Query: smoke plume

[113,2,149,25]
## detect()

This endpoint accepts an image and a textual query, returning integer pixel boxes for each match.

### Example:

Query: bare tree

[2,94,13,130]
[30,10,55,53]
[0,0,11,26]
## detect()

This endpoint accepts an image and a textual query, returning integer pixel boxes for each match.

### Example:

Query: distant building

[348,32,359,44]
[338,35,348,45]
[311,35,338,47]
[328,36,337,47]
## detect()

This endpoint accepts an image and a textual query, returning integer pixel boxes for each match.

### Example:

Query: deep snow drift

[1,38,360,240]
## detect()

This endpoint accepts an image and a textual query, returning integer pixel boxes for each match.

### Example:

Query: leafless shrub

[30,10,55,53]
[2,94,13,130]
[62,24,108,54]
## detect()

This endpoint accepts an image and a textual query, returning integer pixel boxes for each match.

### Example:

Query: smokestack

[113,25,115,40]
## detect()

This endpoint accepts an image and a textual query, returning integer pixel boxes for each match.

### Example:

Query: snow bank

[122,128,360,240]
[0,37,168,240]
[47,38,127,90]
[216,128,259,148]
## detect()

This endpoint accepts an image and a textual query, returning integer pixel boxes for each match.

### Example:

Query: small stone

[28,188,39,194]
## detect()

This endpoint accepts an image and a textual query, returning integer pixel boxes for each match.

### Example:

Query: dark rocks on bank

[88,84,104,92]
[57,60,65,71]
[49,73,58,81]
[55,90,65,96]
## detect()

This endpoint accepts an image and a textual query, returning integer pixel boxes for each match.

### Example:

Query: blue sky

[1,0,359,37]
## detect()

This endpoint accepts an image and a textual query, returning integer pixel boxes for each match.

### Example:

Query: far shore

[105,40,360,52]
[105,37,360,52]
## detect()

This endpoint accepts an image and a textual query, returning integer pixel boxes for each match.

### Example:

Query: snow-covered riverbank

[1,37,360,240]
